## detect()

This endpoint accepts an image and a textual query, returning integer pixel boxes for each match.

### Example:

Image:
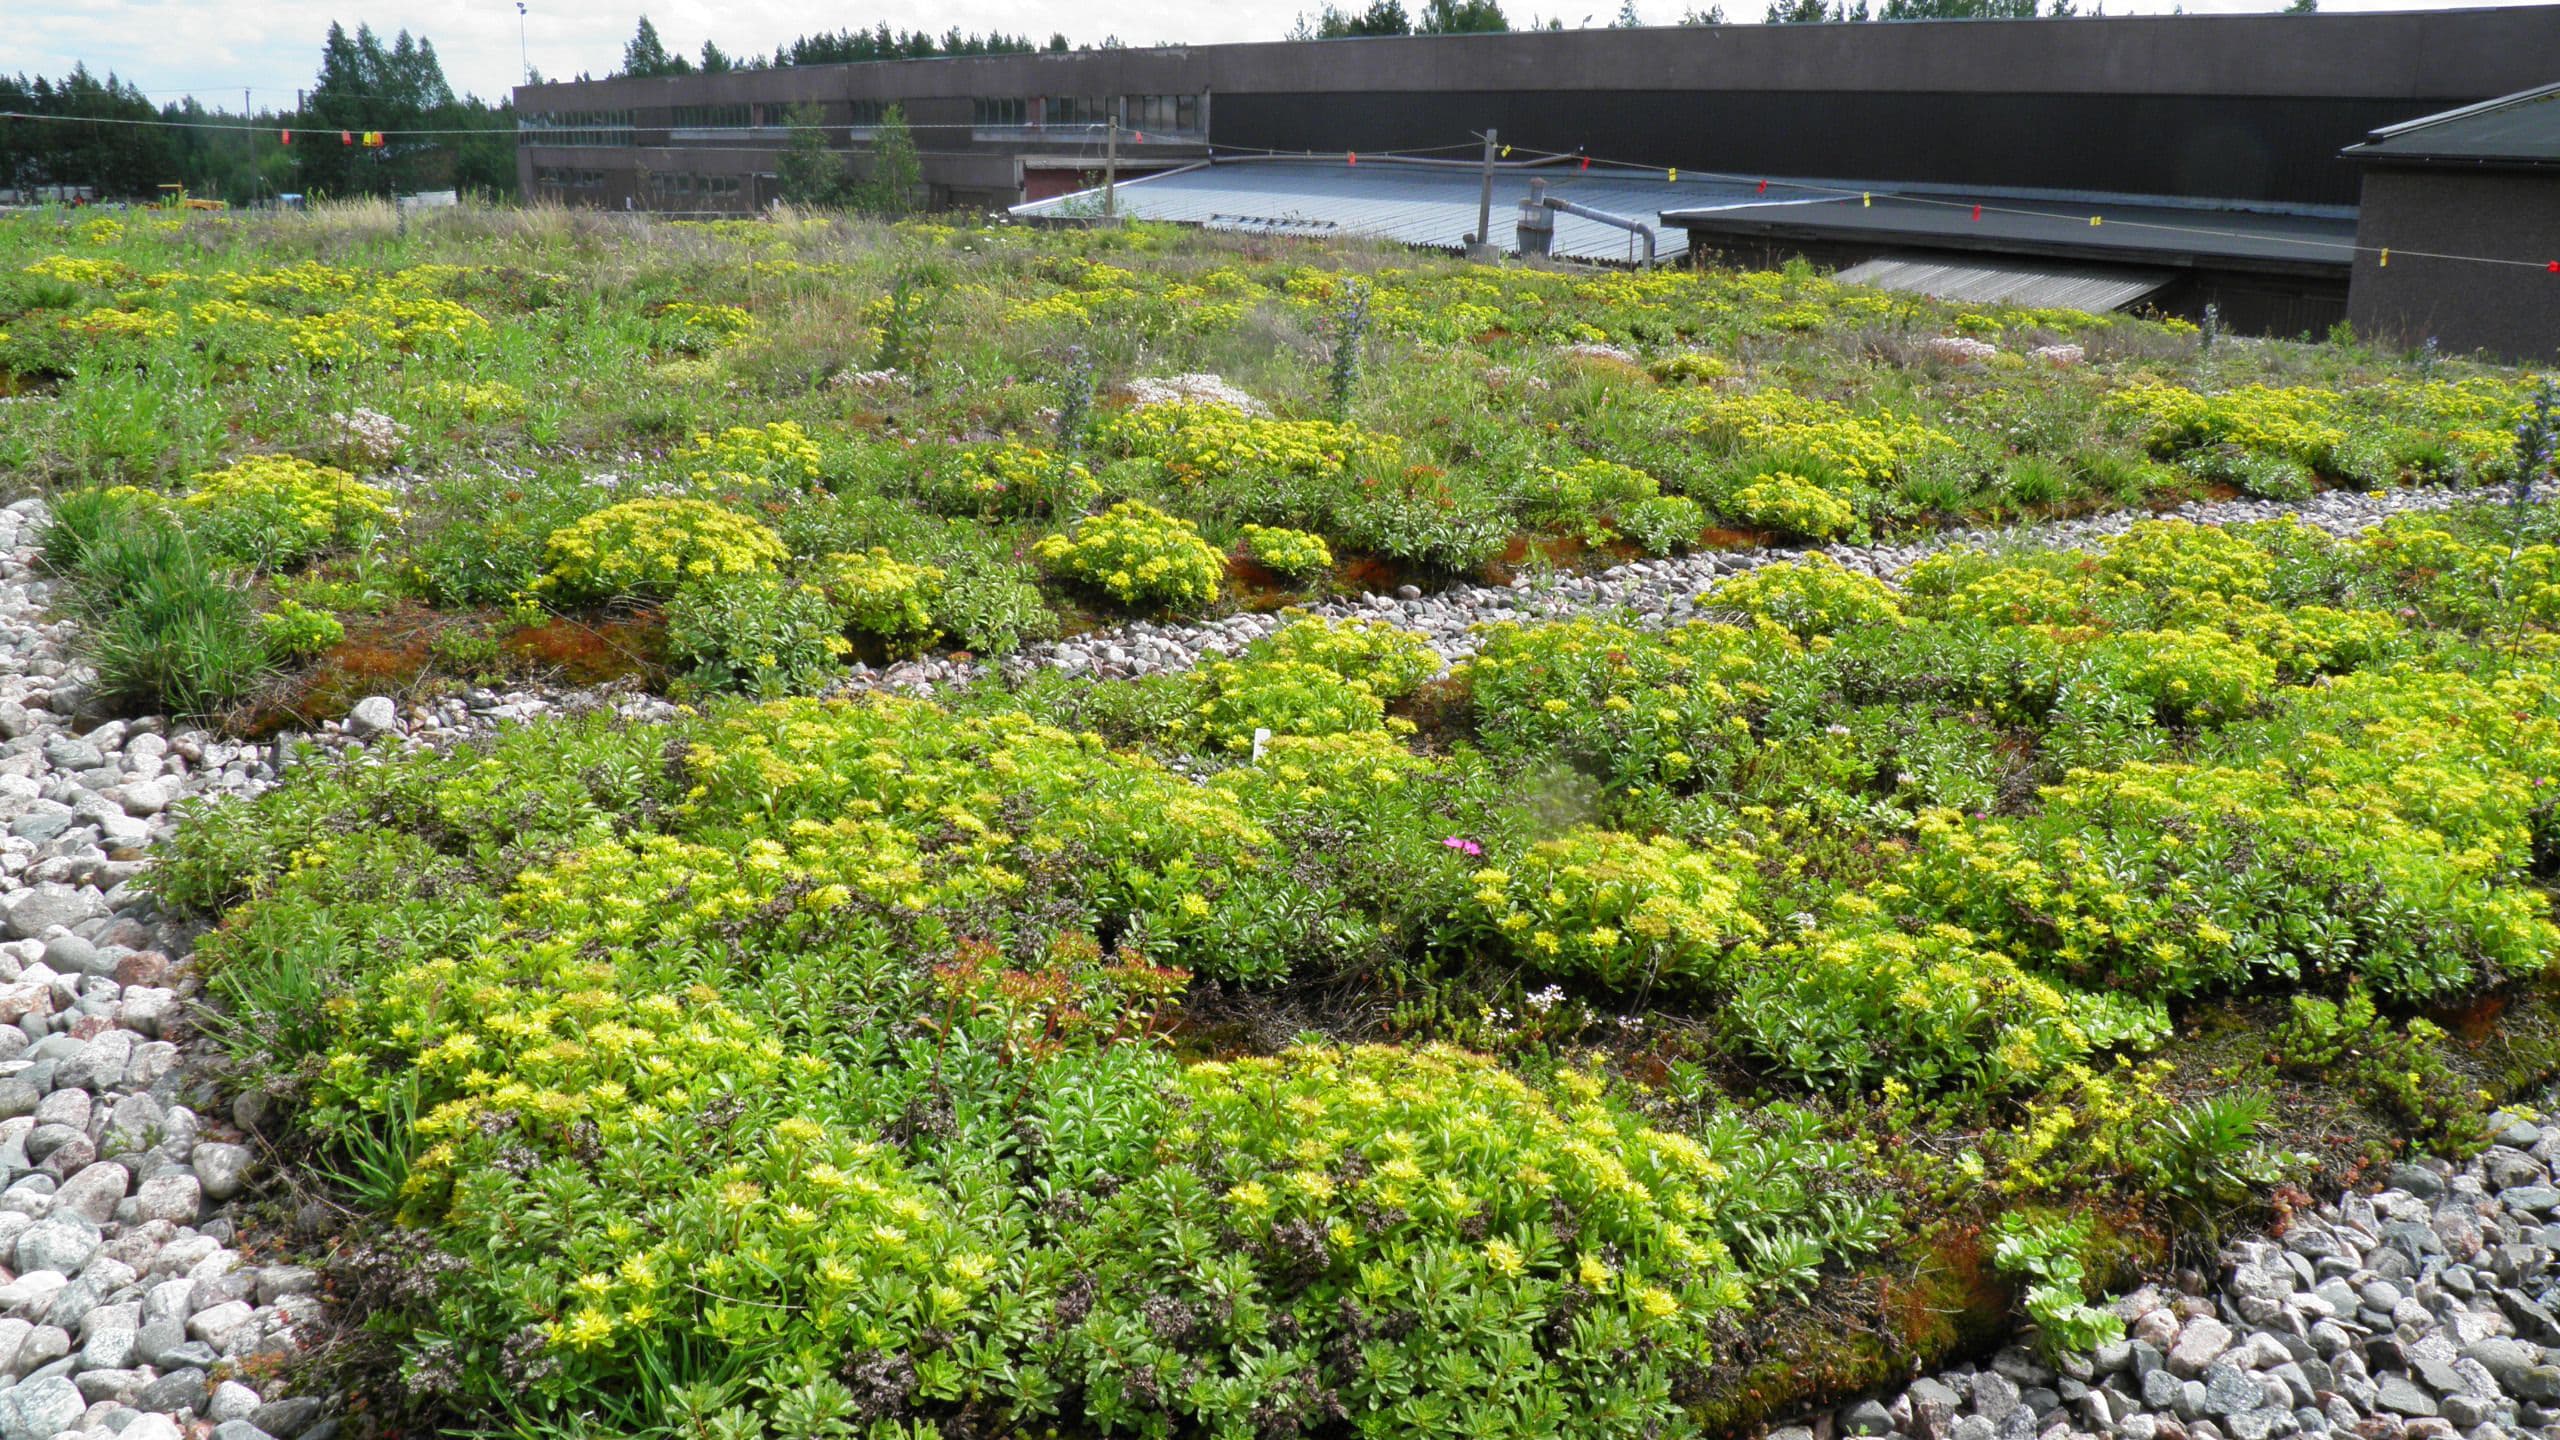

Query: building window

[1043,95,1112,131]
[1121,94,1202,136]
[846,98,890,129]
[518,109,634,146]
[642,172,745,208]
[669,103,750,130]
[972,97,1027,130]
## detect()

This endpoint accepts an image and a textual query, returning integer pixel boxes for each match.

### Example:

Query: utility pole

[244,89,254,204]
[518,4,532,84]
[1471,128,1499,261]
[1102,116,1118,222]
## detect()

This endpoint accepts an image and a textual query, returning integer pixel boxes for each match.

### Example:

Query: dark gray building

[2344,84,2560,364]
[1662,190,2359,336]
[515,8,2560,215]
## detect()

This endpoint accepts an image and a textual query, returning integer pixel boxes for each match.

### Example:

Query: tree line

[0,22,514,204]
[613,1,2181,73]
[614,16,1079,80]
[1283,0,2238,34]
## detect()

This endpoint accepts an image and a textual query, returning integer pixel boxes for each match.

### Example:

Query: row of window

[519,110,636,146]
[1127,93,1201,134]
[972,97,1028,129]
[974,94,1203,133]
[524,93,1205,147]
[1046,95,1112,128]
[532,166,607,190]
[669,103,752,130]
[645,172,748,206]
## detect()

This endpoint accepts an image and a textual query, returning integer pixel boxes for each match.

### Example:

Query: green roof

[2345,82,2560,168]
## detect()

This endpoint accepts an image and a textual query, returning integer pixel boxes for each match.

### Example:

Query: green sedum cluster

[1033,500,1225,611]
[537,497,789,603]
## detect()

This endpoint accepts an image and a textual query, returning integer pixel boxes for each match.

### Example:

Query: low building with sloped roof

[2344,84,2560,363]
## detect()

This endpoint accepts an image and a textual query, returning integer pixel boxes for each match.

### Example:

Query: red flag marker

[1971,203,1982,221]
[1133,131,1145,143]
[1347,151,1357,165]
[1578,155,1590,172]
[279,130,292,146]
[2550,261,2560,273]
[1756,179,1768,194]
[340,130,353,145]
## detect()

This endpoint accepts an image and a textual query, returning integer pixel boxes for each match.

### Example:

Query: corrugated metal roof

[1009,158,1806,262]
[2345,82,2560,167]
[1833,254,2174,312]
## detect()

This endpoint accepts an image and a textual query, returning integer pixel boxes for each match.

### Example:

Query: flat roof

[1663,193,2358,275]
[2345,82,2560,169]
[1011,157,1813,263]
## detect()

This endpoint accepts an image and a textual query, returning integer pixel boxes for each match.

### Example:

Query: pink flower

[1442,837,1483,856]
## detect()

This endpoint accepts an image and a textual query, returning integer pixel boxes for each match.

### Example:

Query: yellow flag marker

[1667,168,1678,183]
[1500,145,1511,157]
[2089,215,2102,227]
[1862,191,1871,207]
[2379,248,2390,267]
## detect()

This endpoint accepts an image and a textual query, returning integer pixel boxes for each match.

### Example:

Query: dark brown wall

[1212,90,2424,205]
[2348,166,2560,364]
[516,8,2560,210]
[520,10,2560,110]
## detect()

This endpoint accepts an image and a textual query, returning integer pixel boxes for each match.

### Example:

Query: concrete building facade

[516,8,2560,215]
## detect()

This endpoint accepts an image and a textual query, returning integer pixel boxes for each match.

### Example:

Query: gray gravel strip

[0,499,333,1440]
[824,483,2506,694]
[1817,1113,2560,1440]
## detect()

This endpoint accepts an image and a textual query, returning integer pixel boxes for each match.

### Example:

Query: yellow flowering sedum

[1686,389,1956,483]
[1092,401,1394,486]
[1465,826,1765,986]
[181,455,394,569]
[1704,554,1903,640]
[537,497,786,602]
[674,420,822,496]
[1239,523,1334,577]
[1729,470,1857,540]
[1034,500,1223,610]
[812,547,945,655]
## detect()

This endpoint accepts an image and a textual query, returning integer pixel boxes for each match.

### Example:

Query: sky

[4,0,2555,109]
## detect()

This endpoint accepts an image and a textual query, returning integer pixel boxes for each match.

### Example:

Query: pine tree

[699,41,734,73]
[621,17,693,77]
[1613,0,1644,25]
[774,102,850,206]
[857,104,922,216]
[1418,0,1509,32]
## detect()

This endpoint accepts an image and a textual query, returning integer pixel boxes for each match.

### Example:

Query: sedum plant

[1238,523,1333,578]
[1728,470,1856,541]
[537,497,787,604]
[1034,500,1223,611]
[181,455,395,570]
[813,547,944,657]
[664,572,851,698]
[1703,555,1902,640]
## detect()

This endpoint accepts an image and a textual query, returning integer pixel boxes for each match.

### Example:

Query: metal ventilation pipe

[1515,179,1556,259]
[1541,190,1659,269]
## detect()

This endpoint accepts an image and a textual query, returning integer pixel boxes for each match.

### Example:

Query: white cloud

[3,0,2546,109]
